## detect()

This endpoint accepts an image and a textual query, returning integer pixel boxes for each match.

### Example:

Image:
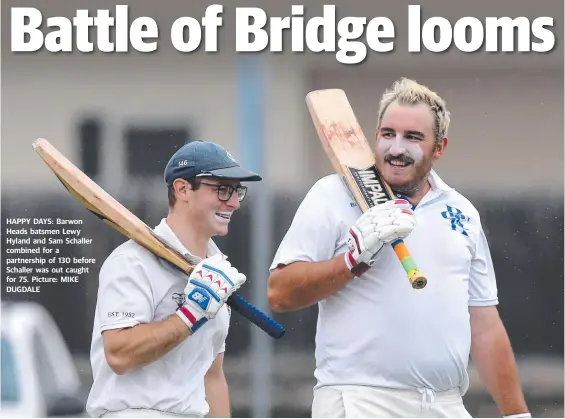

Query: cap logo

[178,160,188,167]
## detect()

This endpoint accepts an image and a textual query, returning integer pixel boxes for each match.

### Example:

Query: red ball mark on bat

[322,123,363,147]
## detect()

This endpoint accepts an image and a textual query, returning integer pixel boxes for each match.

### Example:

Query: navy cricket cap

[164,141,262,185]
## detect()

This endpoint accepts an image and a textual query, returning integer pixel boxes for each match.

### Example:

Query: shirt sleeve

[468,225,499,306]
[270,179,340,271]
[217,312,228,355]
[96,252,155,332]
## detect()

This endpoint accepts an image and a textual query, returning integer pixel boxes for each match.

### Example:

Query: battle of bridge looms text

[4,217,96,294]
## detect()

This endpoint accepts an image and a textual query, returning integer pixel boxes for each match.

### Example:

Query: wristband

[344,252,356,272]
[344,252,371,277]
[503,414,531,418]
[176,307,208,333]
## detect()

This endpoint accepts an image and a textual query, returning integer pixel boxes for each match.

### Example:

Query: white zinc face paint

[376,132,424,163]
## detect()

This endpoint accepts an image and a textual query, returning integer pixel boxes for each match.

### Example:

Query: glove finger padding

[378,211,416,243]
[345,199,416,277]
[365,199,413,216]
[216,272,246,299]
[393,213,416,237]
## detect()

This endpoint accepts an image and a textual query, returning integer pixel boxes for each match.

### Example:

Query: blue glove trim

[191,317,208,333]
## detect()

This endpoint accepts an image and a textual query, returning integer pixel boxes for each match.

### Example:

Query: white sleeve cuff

[100,321,139,332]
[468,298,499,307]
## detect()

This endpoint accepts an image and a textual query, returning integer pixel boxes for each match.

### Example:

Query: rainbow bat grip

[391,239,427,289]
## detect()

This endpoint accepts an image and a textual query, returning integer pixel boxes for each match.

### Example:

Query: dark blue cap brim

[199,166,262,182]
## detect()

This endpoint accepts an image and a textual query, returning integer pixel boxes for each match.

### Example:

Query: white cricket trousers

[312,385,472,418]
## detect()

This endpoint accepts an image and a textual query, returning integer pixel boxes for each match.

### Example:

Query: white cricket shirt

[86,219,230,418]
[270,170,498,395]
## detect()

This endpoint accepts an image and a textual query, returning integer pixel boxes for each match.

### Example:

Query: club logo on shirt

[441,205,470,236]
[172,292,185,309]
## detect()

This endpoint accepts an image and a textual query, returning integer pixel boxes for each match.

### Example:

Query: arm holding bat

[268,177,416,313]
[102,253,245,375]
[268,258,354,313]
[103,315,190,376]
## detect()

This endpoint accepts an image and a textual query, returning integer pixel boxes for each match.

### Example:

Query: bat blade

[32,138,285,339]
[305,89,427,290]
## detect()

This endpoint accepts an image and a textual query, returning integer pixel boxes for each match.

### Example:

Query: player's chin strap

[503,414,531,418]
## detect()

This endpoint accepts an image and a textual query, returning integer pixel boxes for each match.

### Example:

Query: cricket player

[86,141,262,418]
[268,79,530,418]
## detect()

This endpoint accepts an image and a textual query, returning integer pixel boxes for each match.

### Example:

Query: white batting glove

[345,199,416,277]
[176,254,246,333]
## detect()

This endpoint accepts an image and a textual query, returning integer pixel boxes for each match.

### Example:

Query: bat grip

[227,293,286,339]
[390,239,427,289]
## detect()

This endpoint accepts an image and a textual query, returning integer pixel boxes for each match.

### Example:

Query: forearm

[268,255,354,312]
[104,314,190,375]
[471,322,528,416]
[205,372,231,417]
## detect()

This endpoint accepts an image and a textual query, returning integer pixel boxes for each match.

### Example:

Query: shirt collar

[393,169,453,209]
[153,218,222,264]
[428,169,453,192]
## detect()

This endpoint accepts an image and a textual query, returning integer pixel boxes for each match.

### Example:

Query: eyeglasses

[198,182,248,202]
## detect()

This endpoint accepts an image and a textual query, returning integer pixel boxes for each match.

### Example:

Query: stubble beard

[389,160,433,198]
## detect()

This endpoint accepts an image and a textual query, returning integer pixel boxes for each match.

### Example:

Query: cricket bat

[32,138,285,339]
[305,89,427,290]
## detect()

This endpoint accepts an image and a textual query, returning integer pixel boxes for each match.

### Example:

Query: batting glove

[176,254,246,333]
[345,199,416,277]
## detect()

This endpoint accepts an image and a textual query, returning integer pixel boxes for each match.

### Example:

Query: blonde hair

[376,78,450,144]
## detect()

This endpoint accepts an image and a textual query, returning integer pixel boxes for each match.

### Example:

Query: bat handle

[227,293,286,339]
[390,239,427,289]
